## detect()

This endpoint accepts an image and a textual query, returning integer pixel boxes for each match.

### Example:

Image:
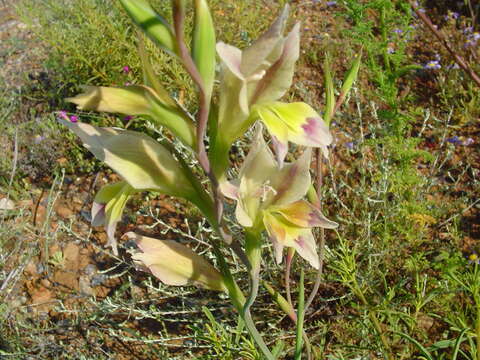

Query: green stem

[243,230,274,360]
[476,297,480,360]
[294,269,305,360]
[380,5,391,73]
[263,281,312,360]
[353,283,393,360]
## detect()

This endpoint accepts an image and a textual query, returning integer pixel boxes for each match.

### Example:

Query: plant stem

[380,4,391,73]
[305,149,326,312]
[476,302,480,360]
[243,230,275,360]
[353,282,393,360]
[294,269,305,360]
[285,247,295,307]
[172,5,273,358]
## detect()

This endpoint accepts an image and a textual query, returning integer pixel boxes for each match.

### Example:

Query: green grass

[1,0,479,358]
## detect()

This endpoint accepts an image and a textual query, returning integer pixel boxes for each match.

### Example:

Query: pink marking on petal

[271,135,288,168]
[296,236,306,249]
[301,117,332,146]
[69,115,78,123]
[301,118,317,137]
[123,66,130,74]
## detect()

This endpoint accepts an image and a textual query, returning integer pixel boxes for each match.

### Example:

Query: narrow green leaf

[272,341,285,359]
[294,269,305,360]
[263,281,296,321]
[394,331,433,360]
[452,328,469,360]
[192,0,216,99]
[119,0,178,56]
[323,52,335,125]
[137,35,177,107]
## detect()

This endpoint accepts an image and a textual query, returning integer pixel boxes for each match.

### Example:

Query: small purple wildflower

[464,26,474,34]
[463,138,474,146]
[326,1,337,6]
[393,28,403,34]
[122,66,130,74]
[58,110,69,120]
[345,141,354,150]
[452,12,459,19]
[424,60,441,70]
[434,53,441,61]
[123,115,134,122]
[465,39,476,47]
[124,82,132,86]
[446,136,461,145]
[69,115,78,123]
[387,47,395,54]
[472,32,480,41]
[34,135,45,144]
[330,121,338,127]
[444,14,449,21]
[447,63,460,70]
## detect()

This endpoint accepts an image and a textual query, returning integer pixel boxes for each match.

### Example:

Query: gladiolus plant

[62,1,360,358]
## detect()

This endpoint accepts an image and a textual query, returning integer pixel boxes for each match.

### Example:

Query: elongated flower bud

[340,51,362,99]
[119,0,179,56]
[192,0,216,99]
[127,233,227,291]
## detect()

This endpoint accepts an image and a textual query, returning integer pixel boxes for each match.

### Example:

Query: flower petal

[270,102,332,148]
[269,148,312,206]
[263,212,319,268]
[263,212,290,246]
[252,22,300,104]
[271,135,288,168]
[235,199,254,227]
[216,42,244,80]
[91,181,130,227]
[252,105,289,166]
[127,232,226,291]
[91,181,134,255]
[239,124,277,182]
[238,125,278,223]
[292,231,319,269]
[272,200,338,229]
[271,233,285,265]
[219,180,240,200]
[240,5,289,76]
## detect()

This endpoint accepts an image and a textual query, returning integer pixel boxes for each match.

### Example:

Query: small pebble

[83,264,97,276]
[91,274,107,287]
[80,210,92,222]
